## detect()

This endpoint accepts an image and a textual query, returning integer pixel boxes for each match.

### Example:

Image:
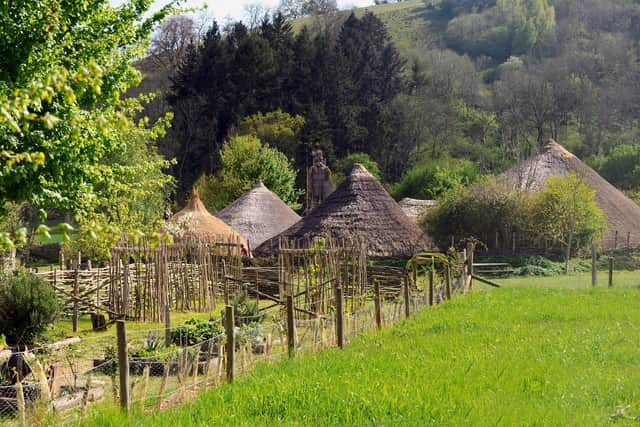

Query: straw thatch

[398,198,437,225]
[255,164,433,258]
[502,139,640,247]
[217,181,302,249]
[170,189,247,246]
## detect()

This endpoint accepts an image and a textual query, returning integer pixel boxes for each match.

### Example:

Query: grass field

[76,281,640,426]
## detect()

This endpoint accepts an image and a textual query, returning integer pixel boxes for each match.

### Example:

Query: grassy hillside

[79,285,640,426]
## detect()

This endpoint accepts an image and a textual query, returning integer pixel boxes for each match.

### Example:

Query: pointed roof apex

[351,163,369,175]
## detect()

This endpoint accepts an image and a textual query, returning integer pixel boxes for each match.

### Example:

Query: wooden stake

[466,243,474,291]
[374,279,382,330]
[403,276,410,318]
[164,304,171,347]
[428,269,434,306]
[445,264,451,300]
[116,320,130,413]
[81,374,93,416]
[139,365,150,411]
[156,359,170,410]
[609,257,614,288]
[225,305,235,383]
[286,294,296,358]
[16,380,26,427]
[591,242,597,287]
[335,286,344,348]
[73,262,79,333]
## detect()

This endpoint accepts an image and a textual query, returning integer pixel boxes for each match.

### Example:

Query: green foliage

[333,153,382,186]
[532,173,607,251]
[392,156,481,200]
[0,0,174,212]
[238,110,305,161]
[0,270,60,344]
[229,291,265,327]
[171,319,224,347]
[425,178,533,248]
[197,135,303,211]
[590,144,640,191]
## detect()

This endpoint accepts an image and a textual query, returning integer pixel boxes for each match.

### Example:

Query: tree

[391,157,481,201]
[333,153,382,186]
[532,173,607,273]
[197,135,303,211]
[237,110,305,161]
[0,0,174,250]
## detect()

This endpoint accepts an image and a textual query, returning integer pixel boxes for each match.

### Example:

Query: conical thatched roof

[255,164,433,258]
[398,198,437,225]
[217,181,301,249]
[170,189,246,246]
[502,139,640,247]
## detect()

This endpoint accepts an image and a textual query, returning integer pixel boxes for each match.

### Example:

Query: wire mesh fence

[0,248,470,426]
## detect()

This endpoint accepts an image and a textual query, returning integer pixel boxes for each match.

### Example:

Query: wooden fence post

[335,286,344,349]
[445,264,451,300]
[164,304,171,347]
[374,279,382,330]
[614,230,618,250]
[286,295,296,358]
[466,243,474,291]
[224,305,235,383]
[428,269,434,306]
[608,257,614,288]
[591,242,597,287]
[116,320,130,413]
[73,261,79,333]
[403,275,410,318]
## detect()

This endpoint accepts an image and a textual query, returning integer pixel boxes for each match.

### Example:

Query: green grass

[498,269,640,289]
[77,284,640,426]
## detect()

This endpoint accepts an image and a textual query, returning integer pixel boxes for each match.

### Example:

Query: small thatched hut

[502,139,640,247]
[170,189,246,247]
[255,164,433,258]
[217,181,301,249]
[398,198,437,225]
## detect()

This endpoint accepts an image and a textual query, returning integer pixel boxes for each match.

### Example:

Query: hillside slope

[81,286,640,426]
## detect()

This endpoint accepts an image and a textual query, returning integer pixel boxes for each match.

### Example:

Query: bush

[0,270,60,345]
[171,319,224,347]
[392,156,480,201]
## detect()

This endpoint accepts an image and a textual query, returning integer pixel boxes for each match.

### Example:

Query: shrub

[171,319,224,346]
[0,270,60,345]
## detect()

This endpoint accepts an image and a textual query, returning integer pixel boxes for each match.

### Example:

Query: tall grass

[76,286,640,426]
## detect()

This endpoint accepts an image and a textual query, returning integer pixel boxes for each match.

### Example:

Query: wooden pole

[139,365,150,411]
[591,242,597,287]
[164,304,171,347]
[116,320,130,413]
[335,286,344,349]
[608,257,614,288]
[614,230,618,250]
[224,305,235,383]
[374,279,382,330]
[286,294,296,358]
[428,269,434,306]
[467,243,474,291]
[403,275,410,317]
[16,379,26,427]
[445,264,451,300]
[73,261,79,333]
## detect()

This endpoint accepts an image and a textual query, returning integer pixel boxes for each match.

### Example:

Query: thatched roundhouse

[217,181,301,250]
[502,139,640,247]
[398,198,437,225]
[170,189,247,247]
[255,164,433,258]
